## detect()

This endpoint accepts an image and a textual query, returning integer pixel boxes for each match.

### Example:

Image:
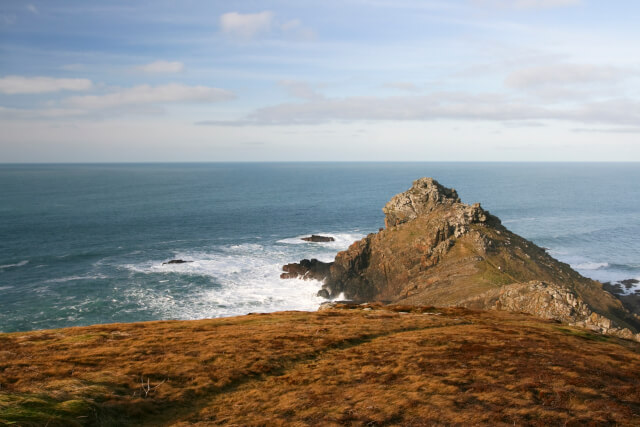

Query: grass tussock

[0,307,638,426]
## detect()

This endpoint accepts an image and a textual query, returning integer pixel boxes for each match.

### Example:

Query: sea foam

[120,233,362,321]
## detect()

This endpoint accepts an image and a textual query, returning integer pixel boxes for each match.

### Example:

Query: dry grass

[1,305,639,426]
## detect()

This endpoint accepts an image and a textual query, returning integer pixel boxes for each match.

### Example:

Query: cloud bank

[200,92,640,127]
[135,61,185,74]
[473,0,581,9]
[0,76,92,94]
[220,11,274,39]
[64,84,234,110]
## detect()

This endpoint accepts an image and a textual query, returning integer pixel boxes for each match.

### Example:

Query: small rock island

[301,235,335,242]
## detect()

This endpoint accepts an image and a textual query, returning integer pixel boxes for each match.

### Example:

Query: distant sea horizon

[1,162,639,332]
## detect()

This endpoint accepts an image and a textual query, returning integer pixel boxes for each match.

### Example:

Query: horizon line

[2,160,640,165]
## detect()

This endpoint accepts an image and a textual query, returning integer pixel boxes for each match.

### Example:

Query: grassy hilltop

[1,304,639,426]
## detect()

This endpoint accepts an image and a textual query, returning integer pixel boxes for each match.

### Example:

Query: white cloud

[220,11,273,39]
[201,93,548,125]
[199,92,640,127]
[278,80,323,100]
[0,105,86,119]
[0,75,92,94]
[63,83,234,110]
[473,0,581,9]
[383,82,420,92]
[26,4,38,14]
[280,19,316,40]
[505,64,630,88]
[134,60,184,74]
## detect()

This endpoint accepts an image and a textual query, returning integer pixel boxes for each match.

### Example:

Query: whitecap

[502,217,538,224]
[572,262,609,270]
[0,260,29,269]
[220,243,264,253]
[44,274,108,283]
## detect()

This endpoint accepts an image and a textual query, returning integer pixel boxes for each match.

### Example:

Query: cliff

[282,178,640,341]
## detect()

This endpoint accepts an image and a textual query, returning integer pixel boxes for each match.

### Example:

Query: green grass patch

[0,392,92,426]
[554,327,610,342]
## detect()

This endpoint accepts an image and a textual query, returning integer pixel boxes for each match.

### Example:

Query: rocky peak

[382,177,461,227]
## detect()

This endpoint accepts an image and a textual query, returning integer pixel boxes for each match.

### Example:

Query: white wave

[0,286,14,291]
[607,278,640,296]
[0,260,29,269]
[117,231,370,320]
[120,237,354,320]
[332,292,349,301]
[502,217,538,224]
[572,262,609,270]
[220,243,264,253]
[123,257,324,320]
[44,274,108,283]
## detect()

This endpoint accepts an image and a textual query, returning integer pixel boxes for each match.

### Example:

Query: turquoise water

[1,163,639,332]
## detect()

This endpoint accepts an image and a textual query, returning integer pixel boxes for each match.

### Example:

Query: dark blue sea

[1,163,639,333]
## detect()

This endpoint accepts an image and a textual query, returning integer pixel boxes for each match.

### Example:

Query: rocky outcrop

[301,235,335,242]
[281,177,640,341]
[602,279,640,318]
[163,259,192,265]
[459,280,640,341]
[382,178,461,227]
[280,258,331,281]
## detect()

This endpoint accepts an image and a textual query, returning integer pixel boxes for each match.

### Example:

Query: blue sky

[1,0,639,162]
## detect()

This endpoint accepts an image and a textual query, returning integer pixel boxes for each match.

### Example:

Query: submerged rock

[163,259,192,265]
[301,235,335,242]
[602,279,640,318]
[281,177,640,341]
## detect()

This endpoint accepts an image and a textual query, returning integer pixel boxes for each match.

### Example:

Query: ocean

[1,162,639,333]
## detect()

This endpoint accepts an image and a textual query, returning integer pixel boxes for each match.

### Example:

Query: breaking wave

[119,233,363,320]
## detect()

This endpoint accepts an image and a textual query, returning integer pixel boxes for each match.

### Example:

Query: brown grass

[1,306,639,426]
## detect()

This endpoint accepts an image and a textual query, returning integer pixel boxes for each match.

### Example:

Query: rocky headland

[282,177,640,341]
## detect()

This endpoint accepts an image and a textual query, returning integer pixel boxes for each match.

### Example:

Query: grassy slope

[1,306,639,426]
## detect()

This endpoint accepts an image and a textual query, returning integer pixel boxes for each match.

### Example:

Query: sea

[1,163,639,333]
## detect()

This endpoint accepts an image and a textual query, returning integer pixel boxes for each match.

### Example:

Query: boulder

[301,235,335,242]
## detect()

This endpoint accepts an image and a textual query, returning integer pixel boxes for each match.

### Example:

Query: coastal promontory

[282,177,640,341]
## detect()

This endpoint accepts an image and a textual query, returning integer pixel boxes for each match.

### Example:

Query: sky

[1,0,639,162]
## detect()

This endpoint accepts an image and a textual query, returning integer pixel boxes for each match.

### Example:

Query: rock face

[301,235,335,242]
[281,177,640,341]
[382,178,462,227]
